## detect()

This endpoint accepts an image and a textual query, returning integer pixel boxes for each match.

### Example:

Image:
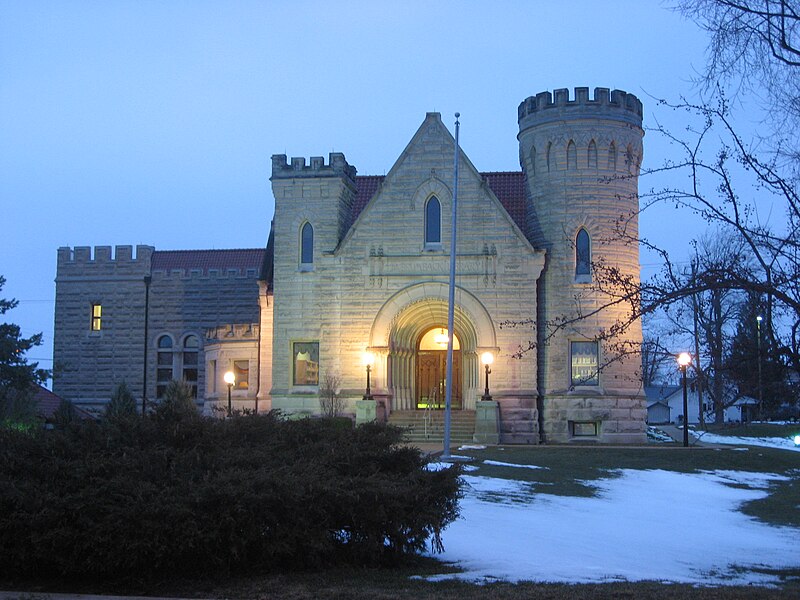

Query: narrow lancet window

[300,222,314,265]
[425,196,441,245]
[576,229,591,277]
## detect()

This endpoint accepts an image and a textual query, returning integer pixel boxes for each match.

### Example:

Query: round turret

[518,87,646,444]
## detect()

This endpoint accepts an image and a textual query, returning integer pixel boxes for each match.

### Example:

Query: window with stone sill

[293,341,319,386]
[570,340,599,386]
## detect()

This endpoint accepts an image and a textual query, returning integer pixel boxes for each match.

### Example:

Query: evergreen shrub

[0,412,461,582]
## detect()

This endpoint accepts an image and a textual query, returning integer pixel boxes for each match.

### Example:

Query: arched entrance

[367,282,498,412]
[416,328,461,409]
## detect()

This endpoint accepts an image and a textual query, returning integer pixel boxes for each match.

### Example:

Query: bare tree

[318,372,344,418]
[675,0,800,166]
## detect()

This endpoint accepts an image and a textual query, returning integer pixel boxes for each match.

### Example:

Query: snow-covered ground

[690,429,800,452]
[426,462,800,586]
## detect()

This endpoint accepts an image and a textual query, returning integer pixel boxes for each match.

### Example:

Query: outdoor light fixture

[677,352,691,448]
[794,434,800,447]
[434,328,449,347]
[224,370,235,417]
[481,351,494,402]
[362,351,375,401]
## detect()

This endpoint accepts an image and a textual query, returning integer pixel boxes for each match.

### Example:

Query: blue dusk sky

[1,1,715,376]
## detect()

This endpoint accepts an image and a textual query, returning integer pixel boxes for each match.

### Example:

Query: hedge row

[0,412,461,582]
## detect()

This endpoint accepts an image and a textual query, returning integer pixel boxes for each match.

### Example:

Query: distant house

[646,382,761,424]
[31,384,95,423]
[645,385,678,424]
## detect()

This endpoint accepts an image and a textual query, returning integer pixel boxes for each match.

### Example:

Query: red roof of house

[151,249,266,275]
[31,385,95,421]
[349,171,528,235]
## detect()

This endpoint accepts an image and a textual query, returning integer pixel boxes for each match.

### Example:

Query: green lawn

[704,422,800,439]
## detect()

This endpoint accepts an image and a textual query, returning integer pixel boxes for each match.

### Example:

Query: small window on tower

[576,229,591,279]
[571,341,599,386]
[91,304,102,331]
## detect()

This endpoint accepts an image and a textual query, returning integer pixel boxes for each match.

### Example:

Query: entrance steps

[388,410,476,444]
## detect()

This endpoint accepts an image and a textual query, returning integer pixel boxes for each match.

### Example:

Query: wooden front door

[416,350,462,409]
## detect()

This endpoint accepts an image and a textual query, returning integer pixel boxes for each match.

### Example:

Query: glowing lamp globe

[362,351,375,368]
[677,352,691,368]
[481,352,494,366]
[224,371,235,386]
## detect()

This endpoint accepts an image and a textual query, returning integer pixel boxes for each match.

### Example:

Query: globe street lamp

[481,352,494,402]
[362,351,375,401]
[677,352,692,447]
[224,370,235,417]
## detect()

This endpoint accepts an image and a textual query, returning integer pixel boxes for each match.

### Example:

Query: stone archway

[368,282,496,411]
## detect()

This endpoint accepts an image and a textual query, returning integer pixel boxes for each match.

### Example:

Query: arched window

[567,141,577,170]
[576,229,591,277]
[608,142,617,170]
[183,335,199,398]
[300,222,313,265]
[588,140,597,169]
[425,196,441,245]
[156,335,174,398]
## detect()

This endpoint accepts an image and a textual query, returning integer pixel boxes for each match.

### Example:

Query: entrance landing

[388,410,475,445]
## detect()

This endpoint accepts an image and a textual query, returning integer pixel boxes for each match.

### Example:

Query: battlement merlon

[518,87,643,130]
[56,245,154,279]
[270,152,357,182]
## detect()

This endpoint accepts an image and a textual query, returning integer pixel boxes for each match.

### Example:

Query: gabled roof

[151,249,266,275]
[348,171,528,236]
[31,385,95,421]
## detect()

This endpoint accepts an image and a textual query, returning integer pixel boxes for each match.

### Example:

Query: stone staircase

[388,410,476,444]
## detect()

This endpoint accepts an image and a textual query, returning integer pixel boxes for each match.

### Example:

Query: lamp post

[224,370,235,417]
[481,352,494,402]
[756,315,763,422]
[362,351,374,401]
[677,352,692,447]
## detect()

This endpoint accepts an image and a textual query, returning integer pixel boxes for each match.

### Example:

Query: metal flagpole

[443,112,460,460]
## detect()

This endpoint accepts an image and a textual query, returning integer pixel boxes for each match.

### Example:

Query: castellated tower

[518,87,646,444]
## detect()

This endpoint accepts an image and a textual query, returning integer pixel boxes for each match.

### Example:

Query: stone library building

[53,87,647,444]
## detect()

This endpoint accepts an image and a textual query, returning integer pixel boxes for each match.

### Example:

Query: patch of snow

[702,470,790,489]
[691,430,800,452]
[427,469,800,586]
[459,445,487,450]
[483,460,548,470]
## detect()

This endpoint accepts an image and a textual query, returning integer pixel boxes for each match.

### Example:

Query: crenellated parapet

[271,152,357,182]
[56,245,154,279]
[518,87,643,130]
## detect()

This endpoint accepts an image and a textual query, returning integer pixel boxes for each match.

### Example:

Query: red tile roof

[151,249,266,275]
[350,171,528,236]
[31,385,95,421]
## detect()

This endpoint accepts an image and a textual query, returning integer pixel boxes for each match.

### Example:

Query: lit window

[234,360,249,390]
[156,335,173,398]
[183,335,199,398]
[576,229,591,277]
[301,222,314,265]
[91,304,102,331]
[293,341,319,386]
[571,341,599,386]
[425,196,441,245]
